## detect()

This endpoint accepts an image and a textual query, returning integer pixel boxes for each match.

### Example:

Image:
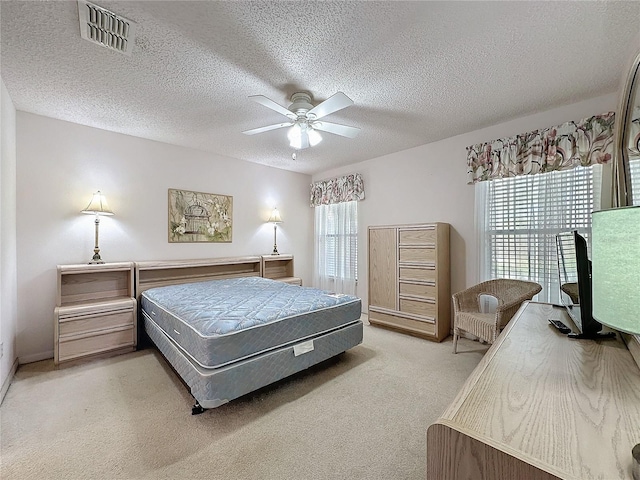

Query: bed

[135,257,363,413]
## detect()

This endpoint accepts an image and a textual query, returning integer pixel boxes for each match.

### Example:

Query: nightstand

[261,254,302,286]
[54,262,136,366]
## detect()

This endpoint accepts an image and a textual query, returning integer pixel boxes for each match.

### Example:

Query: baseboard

[1,356,19,405]
[19,350,54,364]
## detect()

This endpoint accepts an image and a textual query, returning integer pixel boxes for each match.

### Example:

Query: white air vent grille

[78,0,136,55]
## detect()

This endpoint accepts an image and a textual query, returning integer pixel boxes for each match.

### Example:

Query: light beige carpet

[0,318,486,480]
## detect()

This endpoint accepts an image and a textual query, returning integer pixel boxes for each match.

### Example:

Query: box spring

[144,312,363,408]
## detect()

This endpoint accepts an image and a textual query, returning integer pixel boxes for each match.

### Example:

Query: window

[630,158,640,205]
[477,165,602,303]
[314,201,358,295]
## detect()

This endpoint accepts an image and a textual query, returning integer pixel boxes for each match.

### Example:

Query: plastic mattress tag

[293,340,314,356]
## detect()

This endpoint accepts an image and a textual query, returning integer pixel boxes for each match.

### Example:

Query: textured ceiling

[1,1,639,175]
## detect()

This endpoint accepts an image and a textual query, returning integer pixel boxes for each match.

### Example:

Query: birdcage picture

[168,189,233,243]
[184,203,209,234]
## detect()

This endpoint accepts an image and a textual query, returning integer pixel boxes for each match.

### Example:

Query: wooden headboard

[134,256,262,300]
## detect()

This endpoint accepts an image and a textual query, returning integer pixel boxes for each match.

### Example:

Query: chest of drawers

[368,223,450,341]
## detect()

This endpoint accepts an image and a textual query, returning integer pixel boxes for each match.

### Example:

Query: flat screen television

[555,231,615,339]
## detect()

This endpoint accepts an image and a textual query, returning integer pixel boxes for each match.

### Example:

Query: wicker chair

[452,279,542,353]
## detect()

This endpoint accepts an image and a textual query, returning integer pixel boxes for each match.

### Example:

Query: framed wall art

[168,189,233,243]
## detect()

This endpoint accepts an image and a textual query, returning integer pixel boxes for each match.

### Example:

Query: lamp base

[88,216,105,264]
[89,250,104,264]
[271,223,280,255]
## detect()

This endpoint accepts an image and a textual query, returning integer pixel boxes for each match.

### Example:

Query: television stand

[427,302,640,479]
[568,330,616,340]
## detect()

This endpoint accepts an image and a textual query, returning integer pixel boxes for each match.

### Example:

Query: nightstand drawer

[58,326,135,362]
[59,309,134,336]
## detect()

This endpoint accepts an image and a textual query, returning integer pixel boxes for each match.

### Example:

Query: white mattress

[140,277,362,368]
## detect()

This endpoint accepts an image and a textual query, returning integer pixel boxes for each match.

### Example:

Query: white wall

[1,77,18,397]
[16,113,313,363]
[14,92,620,362]
[314,93,618,310]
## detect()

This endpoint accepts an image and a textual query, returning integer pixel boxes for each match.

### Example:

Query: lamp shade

[288,124,302,149]
[81,191,114,215]
[267,207,282,223]
[592,206,640,334]
[308,128,322,146]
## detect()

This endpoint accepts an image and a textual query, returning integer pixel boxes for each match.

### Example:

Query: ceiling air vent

[77,0,136,55]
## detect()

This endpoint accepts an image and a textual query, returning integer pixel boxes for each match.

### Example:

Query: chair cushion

[455,312,498,344]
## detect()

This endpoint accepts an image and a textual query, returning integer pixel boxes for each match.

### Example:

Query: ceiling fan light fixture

[246,91,357,149]
[308,128,322,147]
[288,124,302,149]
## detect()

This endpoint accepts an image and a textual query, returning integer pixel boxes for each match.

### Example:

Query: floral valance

[466,112,615,184]
[310,173,365,207]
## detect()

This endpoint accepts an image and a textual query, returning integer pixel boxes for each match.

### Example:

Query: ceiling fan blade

[312,121,360,138]
[242,122,292,135]
[248,95,296,119]
[307,92,354,120]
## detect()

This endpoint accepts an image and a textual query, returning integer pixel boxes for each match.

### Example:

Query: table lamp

[267,207,282,255]
[591,206,640,479]
[81,191,114,264]
[592,206,640,335]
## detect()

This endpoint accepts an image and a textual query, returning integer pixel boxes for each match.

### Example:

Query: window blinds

[630,158,640,205]
[481,166,599,303]
[313,201,358,295]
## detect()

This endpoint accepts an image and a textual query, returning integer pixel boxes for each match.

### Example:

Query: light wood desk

[427,301,640,479]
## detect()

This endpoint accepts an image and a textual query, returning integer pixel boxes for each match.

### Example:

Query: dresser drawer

[399,247,435,264]
[58,326,135,362]
[368,310,436,337]
[59,310,134,337]
[399,282,436,299]
[399,298,436,317]
[399,266,435,282]
[399,228,436,245]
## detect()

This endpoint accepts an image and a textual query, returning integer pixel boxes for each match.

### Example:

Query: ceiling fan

[242,91,360,149]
